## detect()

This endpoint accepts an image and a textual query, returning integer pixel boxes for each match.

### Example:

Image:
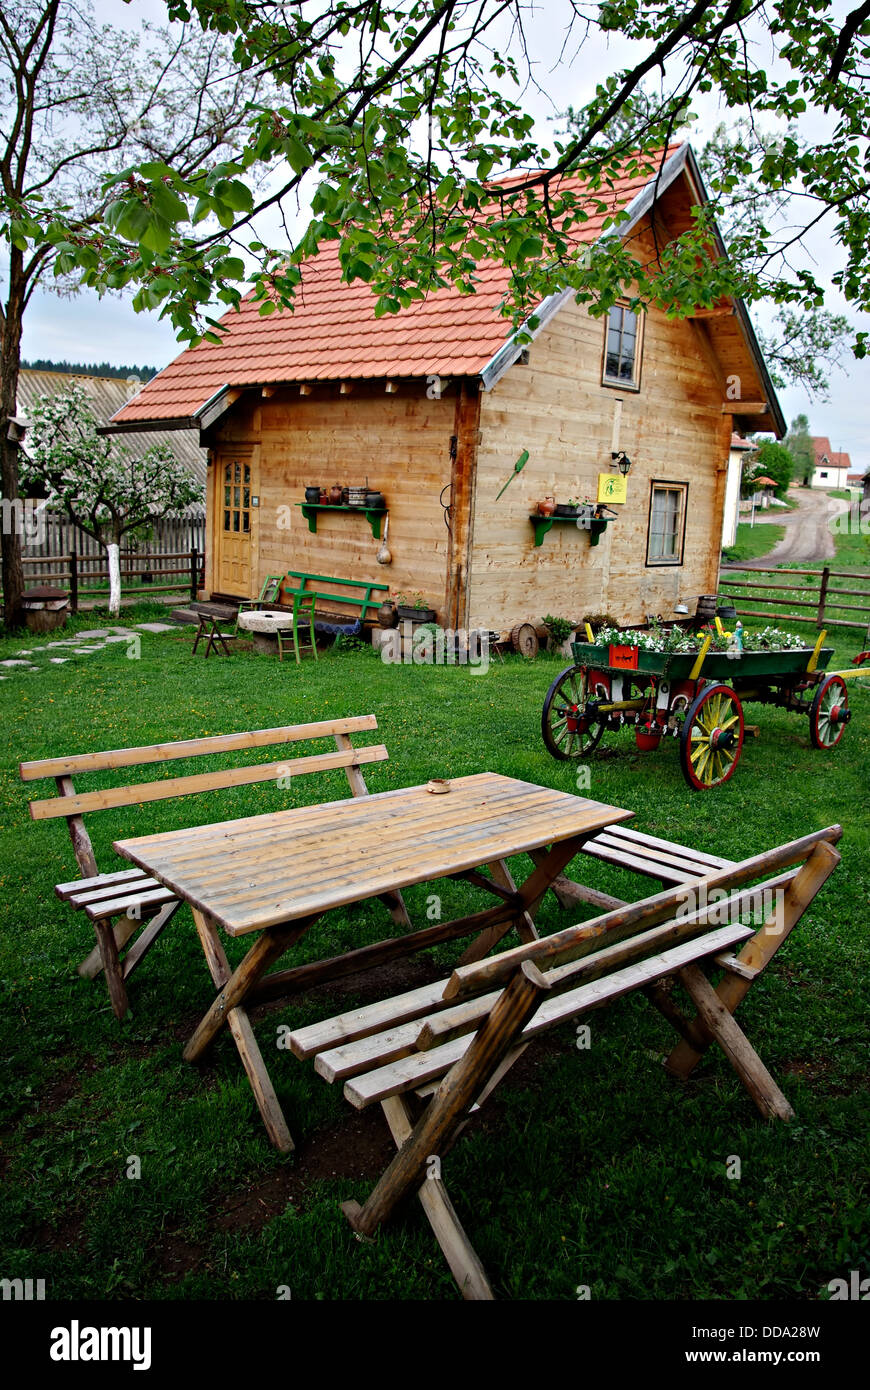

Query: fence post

[190,545,198,603]
[69,551,78,613]
[816,566,829,627]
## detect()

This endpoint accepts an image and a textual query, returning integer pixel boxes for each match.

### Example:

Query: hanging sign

[597,473,627,504]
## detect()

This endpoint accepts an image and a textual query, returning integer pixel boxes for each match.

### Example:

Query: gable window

[647,482,688,565]
[603,303,643,388]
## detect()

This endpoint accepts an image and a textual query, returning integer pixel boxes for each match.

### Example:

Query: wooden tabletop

[114,772,633,936]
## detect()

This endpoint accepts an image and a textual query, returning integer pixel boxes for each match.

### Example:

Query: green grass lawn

[1,610,868,1301]
[722,521,786,563]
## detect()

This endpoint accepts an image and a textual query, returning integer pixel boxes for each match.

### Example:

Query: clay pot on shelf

[329,484,343,504]
[304,486,321,503]
[537,496,556,516]
[365,491,386,509]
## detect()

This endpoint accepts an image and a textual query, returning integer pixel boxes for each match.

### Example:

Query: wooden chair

[192,614,238,657]
[287,826,842,1299]
[20,715,408,1020]
[275,591,318,664]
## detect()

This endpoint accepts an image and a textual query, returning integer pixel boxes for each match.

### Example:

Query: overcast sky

[18,0,870,475]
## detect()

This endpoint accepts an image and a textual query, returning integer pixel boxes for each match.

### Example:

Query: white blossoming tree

[22,384,203,617]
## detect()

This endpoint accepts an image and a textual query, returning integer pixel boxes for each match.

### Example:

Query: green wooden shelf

[298,502,387,539]
[529,514,610,547]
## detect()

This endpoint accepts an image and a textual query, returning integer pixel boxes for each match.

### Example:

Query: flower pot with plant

[542,614,576,655]
[394,591,437,623]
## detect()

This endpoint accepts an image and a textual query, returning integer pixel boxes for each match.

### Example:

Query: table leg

[186,909,310,1152]
[184,915,317,1064]
[458,859,538,966]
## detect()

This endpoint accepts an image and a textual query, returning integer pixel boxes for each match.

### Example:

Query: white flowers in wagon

[592,623,809,653]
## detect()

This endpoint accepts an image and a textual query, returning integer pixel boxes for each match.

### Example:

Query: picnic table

[113,772,633,1149]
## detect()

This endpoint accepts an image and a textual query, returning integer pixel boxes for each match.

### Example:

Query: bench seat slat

[582,839,716,883]
[289,980,447,1060]
[83,886,177,921]
[55,867,153,899]
[585,831,732,877]
[594,825,735,871]
[342,923,754,1109]
[65,876,162,907]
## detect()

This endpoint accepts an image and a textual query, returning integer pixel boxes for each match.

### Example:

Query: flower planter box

[397,606,437,624]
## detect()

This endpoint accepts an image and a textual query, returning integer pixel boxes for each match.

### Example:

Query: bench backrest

[21,714,387,880]
[442,826,843,1004]
[279,571,389,618]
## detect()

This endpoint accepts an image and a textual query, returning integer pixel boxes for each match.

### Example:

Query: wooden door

[215,450,256,596]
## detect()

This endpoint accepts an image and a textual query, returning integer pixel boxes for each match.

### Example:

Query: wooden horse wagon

[542,629,867,789]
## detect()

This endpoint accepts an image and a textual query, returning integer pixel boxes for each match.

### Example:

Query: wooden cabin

[107,144,785,632]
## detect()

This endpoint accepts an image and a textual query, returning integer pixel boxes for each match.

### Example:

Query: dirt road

[728,489,851,566]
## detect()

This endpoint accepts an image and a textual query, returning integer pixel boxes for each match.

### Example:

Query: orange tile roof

[113,152,680,426]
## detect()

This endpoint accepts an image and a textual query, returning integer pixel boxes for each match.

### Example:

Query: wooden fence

[719,565,870,634]
[19,511,205,578]
[15,548,204,610]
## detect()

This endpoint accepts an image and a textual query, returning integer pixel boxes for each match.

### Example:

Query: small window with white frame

[647,481,688,566]
[602,302,643,388]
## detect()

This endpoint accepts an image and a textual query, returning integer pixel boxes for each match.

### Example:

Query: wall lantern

[612,450,633,476]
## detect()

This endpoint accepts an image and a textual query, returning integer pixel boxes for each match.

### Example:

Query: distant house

[105,144,785,631]
[809,437,851,489]
[16,369,207,491]
[846,470,866,489]
[721,434,756,549]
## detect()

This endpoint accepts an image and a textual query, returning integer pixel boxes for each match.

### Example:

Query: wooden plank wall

[470,221,733,631]
[208,383,455,615]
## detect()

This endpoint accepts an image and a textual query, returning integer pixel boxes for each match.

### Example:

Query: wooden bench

[287,826,842,1299]
[262,571,389,634]
[20,715,408,1020]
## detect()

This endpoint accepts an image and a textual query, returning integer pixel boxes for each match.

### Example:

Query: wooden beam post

[665,840,841,1078]
[677,964,794,1121]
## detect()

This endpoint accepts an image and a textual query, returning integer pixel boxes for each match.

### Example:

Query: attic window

[602,303,643,389]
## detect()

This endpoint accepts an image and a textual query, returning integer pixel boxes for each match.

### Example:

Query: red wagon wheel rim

[681,684,744,790]
[811,674,849,749]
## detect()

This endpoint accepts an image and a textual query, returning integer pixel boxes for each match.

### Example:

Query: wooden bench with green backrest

[280,571,389,630]
[287,826,842,1299]
[20,715,409,1020]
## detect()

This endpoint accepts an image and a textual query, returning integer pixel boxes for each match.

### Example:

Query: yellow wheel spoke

[695,745,713,780]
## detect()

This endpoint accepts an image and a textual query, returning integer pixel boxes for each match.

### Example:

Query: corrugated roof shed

[16,370,207,487]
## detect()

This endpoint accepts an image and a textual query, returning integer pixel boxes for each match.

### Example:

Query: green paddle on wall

[495,449,530,500]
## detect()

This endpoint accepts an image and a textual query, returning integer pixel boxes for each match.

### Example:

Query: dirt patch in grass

[213,1109,395,1237]
[781,1056,866,1096]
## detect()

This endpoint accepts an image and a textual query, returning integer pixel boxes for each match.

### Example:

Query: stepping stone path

[0,623,177,678]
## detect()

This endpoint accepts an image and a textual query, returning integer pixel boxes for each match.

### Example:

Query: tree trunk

[1,245,26,630]
[107,541,121,617]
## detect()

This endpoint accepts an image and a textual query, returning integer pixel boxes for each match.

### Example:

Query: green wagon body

[569,641,834,682]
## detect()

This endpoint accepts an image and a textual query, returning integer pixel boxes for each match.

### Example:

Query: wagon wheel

[679,683,744,790]
[809,674,850,749]
[541,664,611,760]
